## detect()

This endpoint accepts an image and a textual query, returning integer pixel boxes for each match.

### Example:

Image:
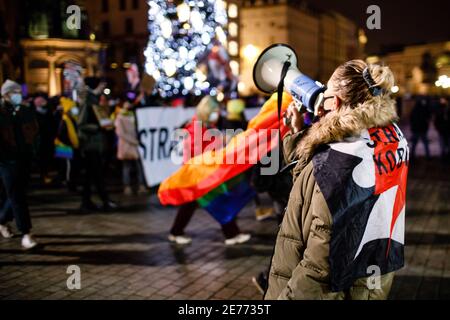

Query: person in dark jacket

[434,97,450,160]
[34,95,57,184]
[78,77,117,213]
[410,96,432,159]
[0,80,39,249]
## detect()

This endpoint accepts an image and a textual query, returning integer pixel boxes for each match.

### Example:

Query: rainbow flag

[197,174,256,225]
[158,92,292,206]
[54,139,74,159]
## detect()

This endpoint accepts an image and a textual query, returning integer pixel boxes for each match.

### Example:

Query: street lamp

[358,29,368,46]
[238,81,246,95]
[242,44,259,62]
[435,75,450,89]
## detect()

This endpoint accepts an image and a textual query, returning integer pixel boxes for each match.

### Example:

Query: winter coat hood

[297,96,398,160]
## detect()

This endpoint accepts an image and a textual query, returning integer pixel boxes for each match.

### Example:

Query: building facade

[379,41,450,95]
[82,0,149,94]
[21,39,104,96]
[238,0,363,95]
[0,0,25,85]
[0,0,105,96]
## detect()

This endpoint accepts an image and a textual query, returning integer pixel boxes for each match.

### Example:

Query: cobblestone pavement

[0,149,449,299]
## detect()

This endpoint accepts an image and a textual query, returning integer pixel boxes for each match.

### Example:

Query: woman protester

[115,101,146,195]
[0,80,40,249]
[265,60,409,300]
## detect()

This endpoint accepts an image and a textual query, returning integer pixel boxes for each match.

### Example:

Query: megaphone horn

[253,43,325,114]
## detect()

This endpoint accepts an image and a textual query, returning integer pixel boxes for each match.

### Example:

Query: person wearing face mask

[0,79,39,249]
[264,60,409,299]
[78,77,117,213]
[168,96,251,246]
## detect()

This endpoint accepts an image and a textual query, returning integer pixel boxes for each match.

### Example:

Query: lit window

[228,22,238,37]
[242,44,259,61]
[230,60,239,76]
[228,41,238,56]
[228,3,238,18]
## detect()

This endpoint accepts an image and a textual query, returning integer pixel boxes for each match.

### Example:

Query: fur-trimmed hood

[297,96,398,160]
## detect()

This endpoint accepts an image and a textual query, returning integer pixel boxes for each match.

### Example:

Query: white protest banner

[136,106,261,187]
[136,107,196,187]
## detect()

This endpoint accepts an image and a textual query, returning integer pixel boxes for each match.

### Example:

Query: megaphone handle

[275,61,292,172]
[276,61,291,121]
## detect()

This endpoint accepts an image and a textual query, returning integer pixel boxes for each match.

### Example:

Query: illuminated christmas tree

[144,0,234,98]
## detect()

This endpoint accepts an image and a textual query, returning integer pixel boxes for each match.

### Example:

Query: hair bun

[367,64,395,92]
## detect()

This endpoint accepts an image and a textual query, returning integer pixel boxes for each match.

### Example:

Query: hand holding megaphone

[285,100,305,133]
[253,43,326,117]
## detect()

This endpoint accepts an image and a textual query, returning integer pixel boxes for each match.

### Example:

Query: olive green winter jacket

[265,98,401,300]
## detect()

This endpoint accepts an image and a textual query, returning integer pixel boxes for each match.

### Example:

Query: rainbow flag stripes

[196,174,256,225]
[158,93,292,206]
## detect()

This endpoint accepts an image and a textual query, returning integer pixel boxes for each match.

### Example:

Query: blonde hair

[296,60,398,160]
[331,59,395,107]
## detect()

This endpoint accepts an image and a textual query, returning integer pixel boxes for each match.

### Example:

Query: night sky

[310,0,450,54]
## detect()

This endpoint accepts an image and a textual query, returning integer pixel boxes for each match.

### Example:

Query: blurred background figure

[54,97,81,192]
[205,39,238,96]
[410,96,432,160]
[168,96,251,246]
[219,98,274,221]
[114,101,146,195]
[434,97,450,161]
[33,95,56,185]
[220,98,248,131]
[0,80,39,249]
[78,77,117,213]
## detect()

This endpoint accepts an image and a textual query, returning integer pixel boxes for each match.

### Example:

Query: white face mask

[209,111,219,123]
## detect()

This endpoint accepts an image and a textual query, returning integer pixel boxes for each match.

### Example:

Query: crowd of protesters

[0,74,448,252]
[409,95,450,160]
[0,75,277,249]
[0,77,148,248]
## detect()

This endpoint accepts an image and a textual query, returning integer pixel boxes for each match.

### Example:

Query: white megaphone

[253,43,325,115]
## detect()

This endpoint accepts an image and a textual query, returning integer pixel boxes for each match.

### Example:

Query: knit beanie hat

[1,79,21,96]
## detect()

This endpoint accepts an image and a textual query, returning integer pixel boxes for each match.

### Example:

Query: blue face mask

[10,93,22,106]
[70,107,80,117]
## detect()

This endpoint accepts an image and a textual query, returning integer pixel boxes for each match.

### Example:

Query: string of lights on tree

[144,0,231,98]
